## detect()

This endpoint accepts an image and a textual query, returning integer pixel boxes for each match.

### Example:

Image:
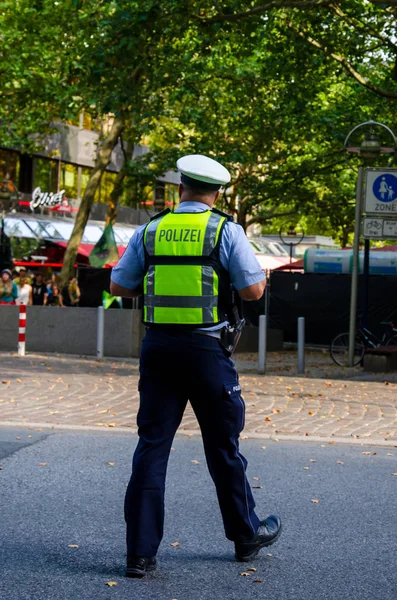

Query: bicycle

[330,321,397,367]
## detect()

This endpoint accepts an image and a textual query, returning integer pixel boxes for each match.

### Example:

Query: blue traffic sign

[373,173,397,203]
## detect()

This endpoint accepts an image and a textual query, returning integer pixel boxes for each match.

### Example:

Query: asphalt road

[0,428,396,600]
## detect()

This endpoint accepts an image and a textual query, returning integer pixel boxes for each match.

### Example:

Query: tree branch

[288,21,397,99]
[196,0,333,24]
[245,211,297,228]
[329,3,397,53]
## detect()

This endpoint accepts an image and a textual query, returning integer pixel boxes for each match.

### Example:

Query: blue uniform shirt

[111,202,264,293]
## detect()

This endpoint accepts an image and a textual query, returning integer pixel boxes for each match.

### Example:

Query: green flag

[89,223,120,268]
[102,290,122,310]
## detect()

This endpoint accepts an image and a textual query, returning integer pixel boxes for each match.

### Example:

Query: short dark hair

[181,174,220,195]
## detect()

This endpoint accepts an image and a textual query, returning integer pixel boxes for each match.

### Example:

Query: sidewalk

[0,351,396,444]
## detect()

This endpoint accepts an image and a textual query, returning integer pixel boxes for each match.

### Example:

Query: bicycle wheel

[330,333,365,367]
[385,335,397,347]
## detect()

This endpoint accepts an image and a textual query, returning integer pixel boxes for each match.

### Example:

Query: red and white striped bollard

[18,304,26,357]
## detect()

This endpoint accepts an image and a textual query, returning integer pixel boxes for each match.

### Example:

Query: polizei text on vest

[159,229,202,242]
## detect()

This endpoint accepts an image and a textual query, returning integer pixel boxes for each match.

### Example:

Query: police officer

[110,154,282,578]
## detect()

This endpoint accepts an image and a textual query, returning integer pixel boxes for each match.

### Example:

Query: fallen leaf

[308,411,315,416]
[16,379,22,383]
[98,409,110,414]
[254,579,263,583]
[170,542,180,547]
[240,572,251,577]
[392,473,397,476]
[105,581,118,587]
[309,459,316,463]
[28,435,32,439]
[387,453,393,456]
[191,460,200,465]
[1,381,10,384]
[253,477,260,481]
[304,467,309,470]
[337,461,344,465]
[252,485,263,489]
[373,452,377,455]
[272,409,280,413]
[247,567,257,572]
[68,544,79,549]
[361,452,371,455]
[265,416,272,422]
[171,447,175,451]
[39,462,47,467]
[261,446,266,450]
[107,462,116,466]
[105,423,116,428]
[267,553,272,557]
[16,437,21,440]
[311,499,320,503]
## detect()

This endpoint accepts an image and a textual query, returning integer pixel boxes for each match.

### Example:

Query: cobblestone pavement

[0,350,397,444]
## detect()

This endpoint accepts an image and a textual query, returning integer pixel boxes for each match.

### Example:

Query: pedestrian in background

[17,270,32,306]
[0,269,18,305]
[47,284,63,307]
[111,154,282,578]
[32,273,48,306]
[14,267,32,286]
[62,276,80,307]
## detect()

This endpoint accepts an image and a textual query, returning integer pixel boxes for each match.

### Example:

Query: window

[34,157,58,193]
[94,170,117,204]
[80,166,92,198]
[48,221,74,241]
[4,218,38,239]
[82,225,104,243]
[60,162,78,199]
[114,227,135,244]
[0,149,19,183]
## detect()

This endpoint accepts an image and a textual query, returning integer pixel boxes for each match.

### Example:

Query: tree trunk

[60,115,124,285]
[105,168,127,226]
[105,137,133,226]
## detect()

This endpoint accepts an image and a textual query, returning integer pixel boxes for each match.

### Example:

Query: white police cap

[177,154,231,187]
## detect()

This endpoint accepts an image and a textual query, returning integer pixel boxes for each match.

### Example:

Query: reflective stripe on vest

[143,211,226,326]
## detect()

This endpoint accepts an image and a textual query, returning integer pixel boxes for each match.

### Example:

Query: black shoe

[126,556,157,578]
[235,515,282,562]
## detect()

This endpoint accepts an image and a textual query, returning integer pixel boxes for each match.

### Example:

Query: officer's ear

[214,190,220,203]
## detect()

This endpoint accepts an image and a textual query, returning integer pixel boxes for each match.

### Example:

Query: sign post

[348,167,365,367]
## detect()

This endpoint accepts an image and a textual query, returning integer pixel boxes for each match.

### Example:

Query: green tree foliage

[2,0,397,274]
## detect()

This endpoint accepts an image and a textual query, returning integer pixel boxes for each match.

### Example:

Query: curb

[0,420,396,447]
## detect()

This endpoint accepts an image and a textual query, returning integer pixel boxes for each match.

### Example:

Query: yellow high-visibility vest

[142,209,231,326]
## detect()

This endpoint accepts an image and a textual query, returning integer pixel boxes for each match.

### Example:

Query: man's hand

[110,282,141,298]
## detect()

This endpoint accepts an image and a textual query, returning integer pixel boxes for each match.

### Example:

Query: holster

[219,318,246,356]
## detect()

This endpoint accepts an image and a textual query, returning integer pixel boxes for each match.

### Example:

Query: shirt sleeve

[12,283,18,300]
[111,225,146,290]
[220,223,265,290]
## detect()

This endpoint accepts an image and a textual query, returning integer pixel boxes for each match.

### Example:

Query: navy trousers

[124,329,261,557]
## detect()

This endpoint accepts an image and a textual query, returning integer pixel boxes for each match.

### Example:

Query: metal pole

[97,305,105,359]
[363,238,370,328]
[258,314,267,374]
[297,317,305,375]
[348,166,364,366]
